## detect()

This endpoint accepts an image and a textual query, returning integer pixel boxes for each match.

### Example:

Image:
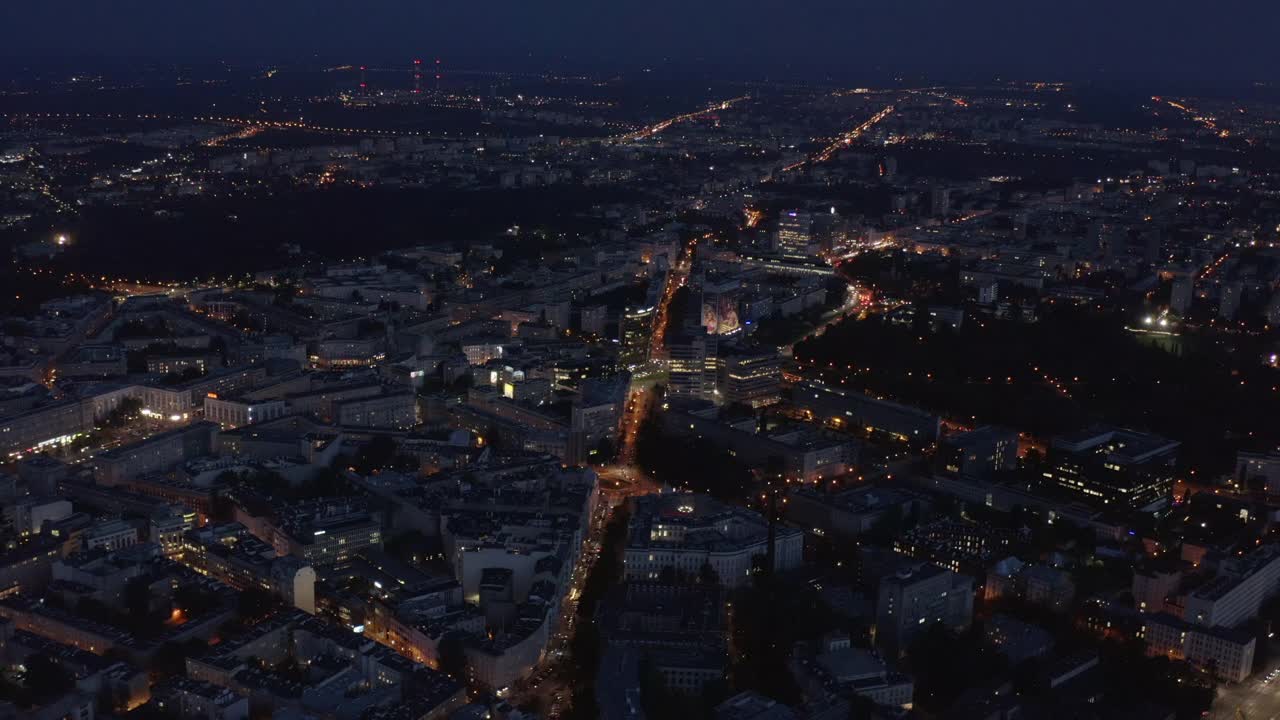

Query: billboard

[702,290,740,335]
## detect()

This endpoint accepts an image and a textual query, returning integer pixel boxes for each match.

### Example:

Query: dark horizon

[3,0,1278,87]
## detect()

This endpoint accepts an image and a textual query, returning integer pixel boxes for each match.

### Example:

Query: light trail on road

[648,232,705,360]
[779,104,895,174]
[618,96,749,143]
[1153,96,1231,139]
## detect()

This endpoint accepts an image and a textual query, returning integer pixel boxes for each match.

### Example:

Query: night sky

[4,0,1278,85]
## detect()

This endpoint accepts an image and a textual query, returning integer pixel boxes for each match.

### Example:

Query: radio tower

[412,59,422,94]
[434,58,443,91]
[359,65,368,94]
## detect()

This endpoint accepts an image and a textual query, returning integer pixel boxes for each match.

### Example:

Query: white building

[84,520,138,552]
[624,494,802,588]
[4,498,73,536]
[1184,543,1280,629]
[1143,613,1255,683]
[202,397,287,429]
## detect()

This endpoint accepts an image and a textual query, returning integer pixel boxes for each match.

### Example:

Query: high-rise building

[720,349,782,408]
[776,210,813,256]
[1171,276,1194,316]
[619,305,655,368]
[667,331,718,401]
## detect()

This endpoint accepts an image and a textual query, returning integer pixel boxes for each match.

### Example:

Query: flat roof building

[625,494,802,588]
[1047,426,1178,511]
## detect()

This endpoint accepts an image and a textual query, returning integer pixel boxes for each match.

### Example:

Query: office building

[720,349,782,408]
[619,305,654,368]
[897,522,1015,577]
[776,210,813,256]
[1046,426,1178,510]
[667,331,718,401]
